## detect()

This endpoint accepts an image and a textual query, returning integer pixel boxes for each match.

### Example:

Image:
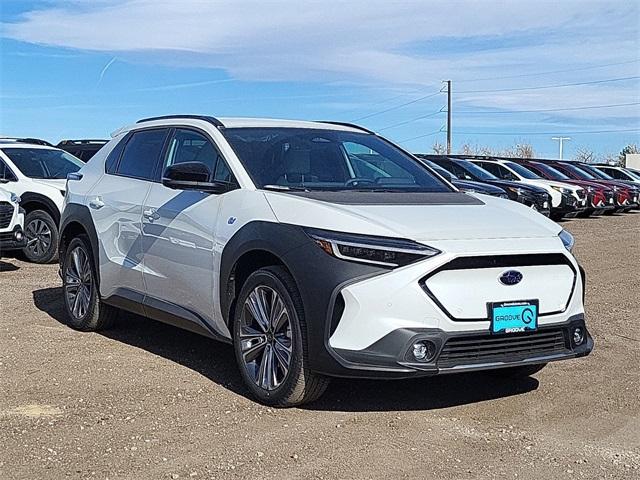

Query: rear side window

[105,135,129,174]
[116,129,168,180]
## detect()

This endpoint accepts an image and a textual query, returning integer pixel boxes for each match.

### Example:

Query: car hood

[264,191,561,242]
[30,178,67,190]
[453,179,505,194]
[527,179,581,192]
[485,179,547,194]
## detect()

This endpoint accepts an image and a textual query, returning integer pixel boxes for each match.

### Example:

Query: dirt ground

[1,212,639,480]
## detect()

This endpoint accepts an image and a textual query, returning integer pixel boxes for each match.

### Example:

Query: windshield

[562,163,595,180]
[579,164,613,180]
[456,159,499,180]
[625,168,640,180]
[504,161,541,179]
[1,148,82,179]
[530,163,571,180]
[223,128,451,192]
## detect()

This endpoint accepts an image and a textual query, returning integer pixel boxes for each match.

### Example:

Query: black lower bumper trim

[329,315,592,378]
[0,226,27,251]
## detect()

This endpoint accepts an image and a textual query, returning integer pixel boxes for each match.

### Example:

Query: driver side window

[164,129,236,184]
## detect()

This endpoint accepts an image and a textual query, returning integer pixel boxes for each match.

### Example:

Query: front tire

[23,210,58,263]
[62,235,116,331]
[232,266,329,407]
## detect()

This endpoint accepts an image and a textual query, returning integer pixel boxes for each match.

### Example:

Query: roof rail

[58,139,108,145]
[316,121,375,135]
[136,115,225,128]
[0,137,54,147]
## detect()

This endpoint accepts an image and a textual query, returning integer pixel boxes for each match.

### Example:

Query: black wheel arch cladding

[59,203,101,281]
[220,221,387,375]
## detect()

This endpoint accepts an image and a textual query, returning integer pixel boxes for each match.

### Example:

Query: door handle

[88,197,104,210]
[143,208,160,222]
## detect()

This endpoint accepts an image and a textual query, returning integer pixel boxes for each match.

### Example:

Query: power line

[454,128,640,136]
[456,75,640,94]
[351,91,443,121]
[398,127,446,143]
[377,108,445,132]
[455,101,640,115]
[455,58,640,83]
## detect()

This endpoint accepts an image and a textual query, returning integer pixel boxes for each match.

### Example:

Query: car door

[141,127,236,331]
[88,128,169,300]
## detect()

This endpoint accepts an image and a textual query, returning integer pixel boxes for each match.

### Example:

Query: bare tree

[574,147,596,163]
[432,140,447,155]
[601,152,619,165]
[458,142,494,156]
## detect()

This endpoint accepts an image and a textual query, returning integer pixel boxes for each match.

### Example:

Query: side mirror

[162,162,233,194]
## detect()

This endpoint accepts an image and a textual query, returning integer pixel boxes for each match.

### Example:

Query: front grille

[437,328,568,368]
[534,193,549,208]
[0,202,14,229]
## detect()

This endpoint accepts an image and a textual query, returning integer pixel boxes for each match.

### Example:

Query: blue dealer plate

[490,300,538,334]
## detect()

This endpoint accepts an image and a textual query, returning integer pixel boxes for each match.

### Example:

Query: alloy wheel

[25,218,52,258]
[239,286,293,391]
[64,246,93,320]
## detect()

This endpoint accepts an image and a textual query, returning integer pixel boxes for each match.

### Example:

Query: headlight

[305,228,441,267]
[507,186,524,196]
[10,192,21,204]
[586,186,594,193]
[551,186,572,195]
[559,229,574,252]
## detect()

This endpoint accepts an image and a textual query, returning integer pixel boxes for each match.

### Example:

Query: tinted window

[504,161,541,179]
[1,148,82,179]
[163,128,235,184]
[528,163,570,180]
[117,129,168,180]
[105,135,129,174]
[223,128,450,192]
[0,160,17,181]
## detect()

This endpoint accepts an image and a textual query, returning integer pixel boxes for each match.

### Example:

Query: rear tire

[22,210,58,264]
[62,235,116,331]
[232,266,329,407]
[488,363,547,378]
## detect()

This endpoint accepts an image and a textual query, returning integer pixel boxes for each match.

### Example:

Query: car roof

[118,116,367,137]
[0,142,61,151]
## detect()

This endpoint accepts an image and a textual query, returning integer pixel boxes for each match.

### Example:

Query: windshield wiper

[262,184,310,192]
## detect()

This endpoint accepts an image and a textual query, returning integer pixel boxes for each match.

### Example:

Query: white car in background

[0,140,83,263]
[470,159,587,220]
[0,186,26,259]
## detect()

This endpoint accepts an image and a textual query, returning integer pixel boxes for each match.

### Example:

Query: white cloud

[2,0,639,121]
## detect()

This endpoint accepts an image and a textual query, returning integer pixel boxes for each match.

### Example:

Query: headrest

[284,149,311,175]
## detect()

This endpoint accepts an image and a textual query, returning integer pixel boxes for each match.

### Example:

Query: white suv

[0,186,26,258]
[0,141,83,263]
[59,115,593,406]
[471,159,587,219]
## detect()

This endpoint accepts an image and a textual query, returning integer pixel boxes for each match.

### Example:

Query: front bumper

[553,193,583,216]
[0,225,27,251]
[517,191,550,217]
[331,315,592,377]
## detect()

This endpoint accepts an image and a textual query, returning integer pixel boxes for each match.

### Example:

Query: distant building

[625,153,640,169]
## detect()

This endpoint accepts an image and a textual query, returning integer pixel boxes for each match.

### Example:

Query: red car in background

[541,160,638,213]
[515,160,615,216]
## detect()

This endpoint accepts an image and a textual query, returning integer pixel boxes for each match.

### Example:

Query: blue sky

[1,0,638,159]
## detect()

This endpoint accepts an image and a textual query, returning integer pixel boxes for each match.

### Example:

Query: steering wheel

[345,178,376,187]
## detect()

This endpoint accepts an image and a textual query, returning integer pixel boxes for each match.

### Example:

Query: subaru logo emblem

[499,270,523,286]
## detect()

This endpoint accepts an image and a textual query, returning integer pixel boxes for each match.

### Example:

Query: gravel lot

[1,213,639,480]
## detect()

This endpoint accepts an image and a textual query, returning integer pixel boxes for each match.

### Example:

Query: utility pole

[552,136,571,159]
[444,80,452,154]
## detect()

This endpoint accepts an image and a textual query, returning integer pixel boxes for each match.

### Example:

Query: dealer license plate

[490,300,538,334]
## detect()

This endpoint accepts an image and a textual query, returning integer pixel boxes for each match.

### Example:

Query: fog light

[573,327,585,346]
[412,340,436,362]
[15,231,23,241]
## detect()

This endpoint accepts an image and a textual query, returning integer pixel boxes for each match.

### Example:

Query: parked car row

[417,154,640,220]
